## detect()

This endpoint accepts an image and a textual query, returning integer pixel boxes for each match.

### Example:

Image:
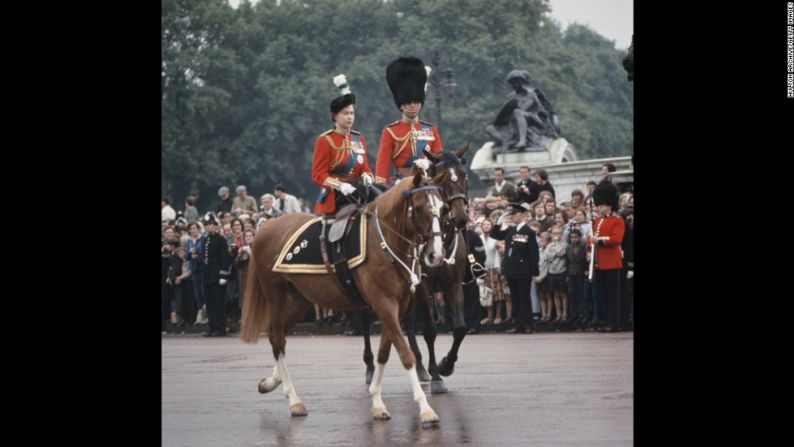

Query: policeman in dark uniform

[489,203,540,333]
[199,212,232,337]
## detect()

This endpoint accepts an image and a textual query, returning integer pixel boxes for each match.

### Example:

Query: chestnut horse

[360,145,473,394]
[241,173,446,426]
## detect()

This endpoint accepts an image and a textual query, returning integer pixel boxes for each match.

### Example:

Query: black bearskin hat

[593,180,619,211]
[386,56,427,110]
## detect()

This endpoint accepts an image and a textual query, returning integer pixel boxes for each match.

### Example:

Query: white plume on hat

[424,66,432,93]
[333,74,351,95]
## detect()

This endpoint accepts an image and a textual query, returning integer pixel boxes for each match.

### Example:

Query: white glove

[219,279,227,285]
[496,213,508,226]
[338,182,356,196]
[627,270,634,280]
[361,173,373,187]
[413,158,430,171]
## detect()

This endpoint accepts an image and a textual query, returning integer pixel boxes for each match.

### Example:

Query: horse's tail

[240,251,269,344]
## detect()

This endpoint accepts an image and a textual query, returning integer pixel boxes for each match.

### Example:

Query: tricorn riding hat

[330,74,356,114]
[386,56,428,110]
[592,180,619,211]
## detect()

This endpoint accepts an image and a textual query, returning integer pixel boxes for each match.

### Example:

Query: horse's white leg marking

[408,365,438,423]
[369,362,390,418]
[275,353,303,408]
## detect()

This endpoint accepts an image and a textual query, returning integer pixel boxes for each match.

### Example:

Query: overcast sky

[546,0,633,49]
[227,0,633,49]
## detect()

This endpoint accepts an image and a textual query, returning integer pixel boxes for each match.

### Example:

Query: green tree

[161,0,633,211]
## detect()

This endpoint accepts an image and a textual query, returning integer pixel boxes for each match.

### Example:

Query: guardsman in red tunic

[375,56,443,186]
[586,180,626,332]
[311,74,374,215]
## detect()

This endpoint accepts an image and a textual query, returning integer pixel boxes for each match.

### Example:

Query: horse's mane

[366,177,416,216]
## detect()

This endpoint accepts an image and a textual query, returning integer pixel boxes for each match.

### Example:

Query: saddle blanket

[272,213,367,274]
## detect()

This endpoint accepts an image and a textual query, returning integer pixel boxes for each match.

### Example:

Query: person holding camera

[186,222,207,325]
[199,212,232,337]
[515,165,539,205]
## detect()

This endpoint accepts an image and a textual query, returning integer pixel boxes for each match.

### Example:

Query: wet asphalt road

[162,332,632,446]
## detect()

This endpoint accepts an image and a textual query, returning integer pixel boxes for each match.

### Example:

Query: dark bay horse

[360,144,472,394]
[241,174,446,426]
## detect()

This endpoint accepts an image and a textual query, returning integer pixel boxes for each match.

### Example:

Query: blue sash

[317,188,329,203]
[400,123,433,168]
[331,133,361,176]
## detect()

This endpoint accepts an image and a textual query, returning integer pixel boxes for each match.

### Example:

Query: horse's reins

[344,184,430,249]
[371,184,444,292]
[426,162,470,264]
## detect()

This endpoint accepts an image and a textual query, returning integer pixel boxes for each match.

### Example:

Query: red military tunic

[587,215,625,270]
[311,129,372,215]
[374,119,442,185]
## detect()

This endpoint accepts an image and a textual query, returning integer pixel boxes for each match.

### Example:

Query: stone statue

[485,69,560,155]
[623,35,634,81]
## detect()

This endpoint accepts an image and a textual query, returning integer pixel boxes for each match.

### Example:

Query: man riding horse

[355,56,484,394]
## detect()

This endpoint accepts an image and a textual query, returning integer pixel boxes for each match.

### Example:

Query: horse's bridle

[404,184,445,245]
[429,161,470,209]
[371,182,446,292]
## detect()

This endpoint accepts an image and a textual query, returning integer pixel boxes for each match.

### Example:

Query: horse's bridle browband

[430,163,470,207]
[404,185,444,244]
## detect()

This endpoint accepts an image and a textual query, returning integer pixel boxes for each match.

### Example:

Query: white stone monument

[471,138,632,202]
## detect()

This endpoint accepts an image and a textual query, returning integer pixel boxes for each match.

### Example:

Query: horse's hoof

[417,367,432,383]
[420,409,440,427]
[438,357,455,377]
[430,380,448,394]
[258,377,281,394]
[289,403,308,417]
[365,368,374,385]
[372,406,391,420]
